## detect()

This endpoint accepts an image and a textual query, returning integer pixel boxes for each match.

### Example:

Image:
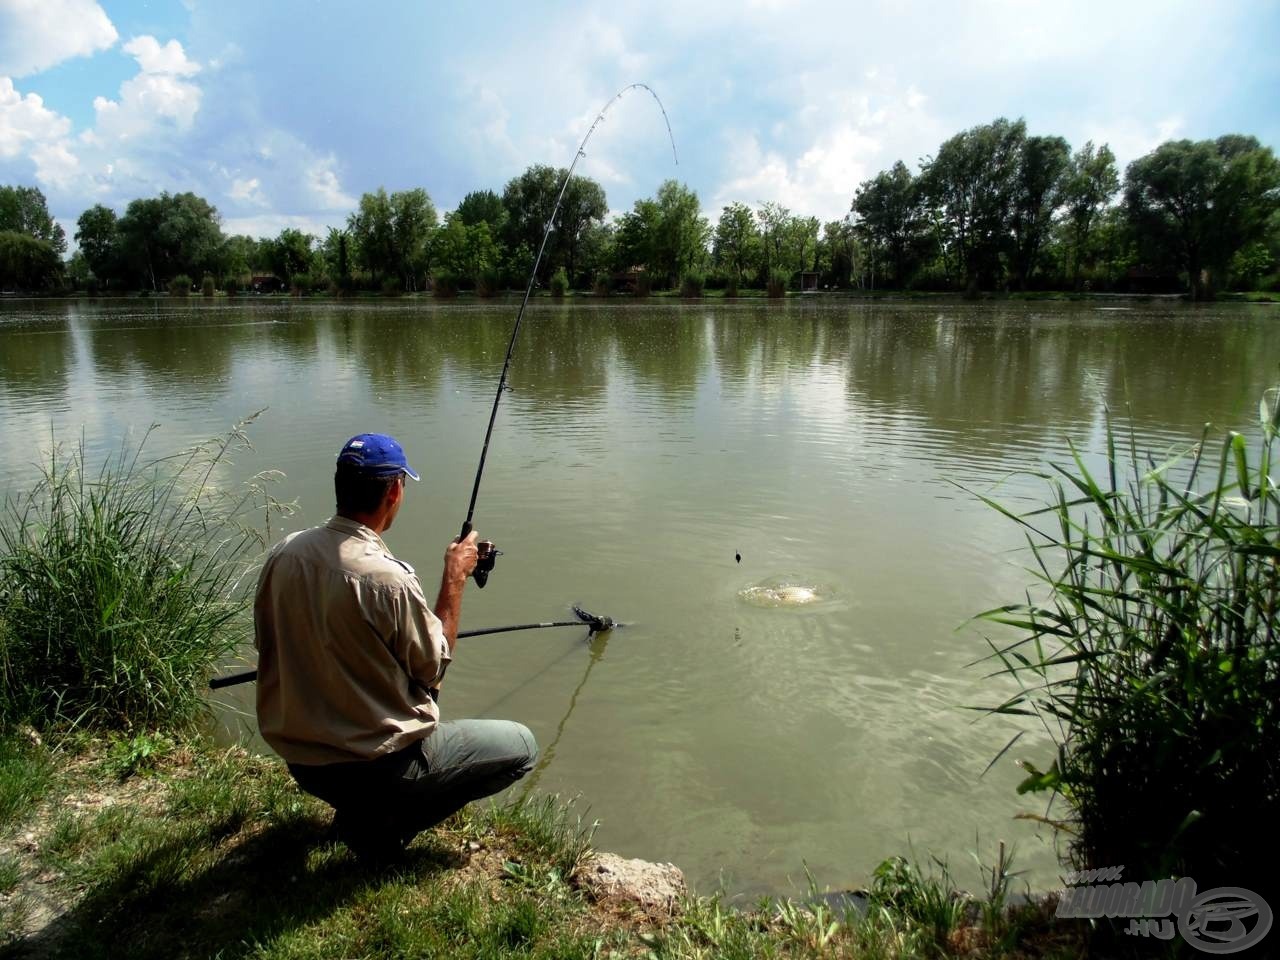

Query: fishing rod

[460,83,677,588]
[207,605,618,690]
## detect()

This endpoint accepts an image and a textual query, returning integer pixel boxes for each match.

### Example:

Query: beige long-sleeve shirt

[253,516,450,765]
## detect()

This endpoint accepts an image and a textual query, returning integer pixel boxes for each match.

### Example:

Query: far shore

[3,288,1277,304]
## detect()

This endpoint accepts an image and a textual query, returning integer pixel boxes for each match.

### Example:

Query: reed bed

[0,418,284,733]
[976,390,1280,900]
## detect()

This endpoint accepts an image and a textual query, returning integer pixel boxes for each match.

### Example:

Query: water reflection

[519,627,612,798]
[7,300,1272,456]
[0,322,74,395]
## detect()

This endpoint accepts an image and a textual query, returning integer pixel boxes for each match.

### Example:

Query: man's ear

[386,476,405,509]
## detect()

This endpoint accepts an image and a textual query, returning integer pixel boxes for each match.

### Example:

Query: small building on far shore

[251,272,283,294]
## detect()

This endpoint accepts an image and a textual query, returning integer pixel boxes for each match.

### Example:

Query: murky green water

[2,297,1276,898]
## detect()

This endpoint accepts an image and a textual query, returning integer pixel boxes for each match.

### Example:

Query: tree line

[2,118,1277,299]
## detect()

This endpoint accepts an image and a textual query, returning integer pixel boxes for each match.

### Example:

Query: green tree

[1124,136,1280,299]
[921,117,1027,292]
[218,234,261,283]
[1010,135,1071,289]
[821,217,858,288]
[501,165,607,282]
[558,176,607,283]
[502,164,559,276]
[574,220,615,288]
[116,192,224,290]
[75,204,123,287]
[0,231,63,290]
[390,188,437,290]
[852,161,931,288]
[785,215,821,274]
[627,180,710,288]
[613,198,659,277]
[265,228,315,287]
[0,185,66,255]
[431,214,501,286]
[756,201,791,280]
[65,250,92,290]
[1061,142,1120,288]
[348,187,437,290]
[319,228,351,285]
[349,187,395,284]
[712,202,761,284]
[455,189,507,231]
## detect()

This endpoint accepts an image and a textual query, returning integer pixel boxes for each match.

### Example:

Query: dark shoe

[329,809,406,864]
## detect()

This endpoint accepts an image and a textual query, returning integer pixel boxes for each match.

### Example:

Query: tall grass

[0,418,284,733]
[975,390,1280,898]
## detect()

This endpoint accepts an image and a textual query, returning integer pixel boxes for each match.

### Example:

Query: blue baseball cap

[336,433,420,481]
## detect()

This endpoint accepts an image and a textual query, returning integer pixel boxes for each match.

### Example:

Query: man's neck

[337,510,389,534]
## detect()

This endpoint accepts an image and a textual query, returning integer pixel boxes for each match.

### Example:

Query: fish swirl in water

[738,580,825,607]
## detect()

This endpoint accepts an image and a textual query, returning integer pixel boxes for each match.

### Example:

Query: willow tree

[1061,142,1120,288]
[851,160,930,288]
[1125,136,1280,299]
[920,118,1026,293]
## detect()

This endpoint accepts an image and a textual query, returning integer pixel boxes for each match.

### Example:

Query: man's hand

[444,531,479,586]
[436,531,478,656]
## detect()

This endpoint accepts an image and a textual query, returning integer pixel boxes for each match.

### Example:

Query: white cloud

[711,75,944,218]
[222,213,340,240]
[30,139,79,189]
[307,158,354,210]
[228,176,266,205]
[122,36,200,77]
[0,77,71,157]
[0,0,117,77]
[1080,116,1185,173]
[89,35,202,142]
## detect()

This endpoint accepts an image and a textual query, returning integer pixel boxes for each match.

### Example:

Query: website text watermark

[1055,867,1271,954]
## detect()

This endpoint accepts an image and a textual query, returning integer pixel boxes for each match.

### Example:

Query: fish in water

[735,551,741,564]
[773,585,817,604]
[738,580,824,607]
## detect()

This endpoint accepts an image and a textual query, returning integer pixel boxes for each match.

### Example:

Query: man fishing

[253,432,538,860]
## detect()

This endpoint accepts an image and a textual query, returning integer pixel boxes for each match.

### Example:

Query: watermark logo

[1055,867,1272,954]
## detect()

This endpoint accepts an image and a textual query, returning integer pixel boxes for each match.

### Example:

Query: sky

[1,0,1278,246]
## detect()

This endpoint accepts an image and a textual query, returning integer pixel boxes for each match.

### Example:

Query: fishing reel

[474,540,501,588]
[458,521,500,588]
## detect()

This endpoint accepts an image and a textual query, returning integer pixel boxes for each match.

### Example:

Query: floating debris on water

[739,578,827,608]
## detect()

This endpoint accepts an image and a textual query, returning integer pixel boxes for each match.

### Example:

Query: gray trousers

[289,719,538,847]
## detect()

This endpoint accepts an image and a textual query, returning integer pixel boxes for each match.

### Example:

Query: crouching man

[253,432,537,859]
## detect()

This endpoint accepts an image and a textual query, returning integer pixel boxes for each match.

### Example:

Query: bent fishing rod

[461,83,677,587]
[208,605,617,689]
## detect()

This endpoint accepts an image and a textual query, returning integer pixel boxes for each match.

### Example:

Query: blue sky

[2,0,1278,244]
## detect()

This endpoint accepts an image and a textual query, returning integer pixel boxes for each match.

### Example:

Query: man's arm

[435,531,479,655]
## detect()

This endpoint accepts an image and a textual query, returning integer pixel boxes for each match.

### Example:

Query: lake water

[2,296,1276,898]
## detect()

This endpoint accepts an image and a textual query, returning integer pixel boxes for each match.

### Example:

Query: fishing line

[460,83,678,587]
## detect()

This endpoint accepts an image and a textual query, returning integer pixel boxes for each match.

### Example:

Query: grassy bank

[0,733,1077,959]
